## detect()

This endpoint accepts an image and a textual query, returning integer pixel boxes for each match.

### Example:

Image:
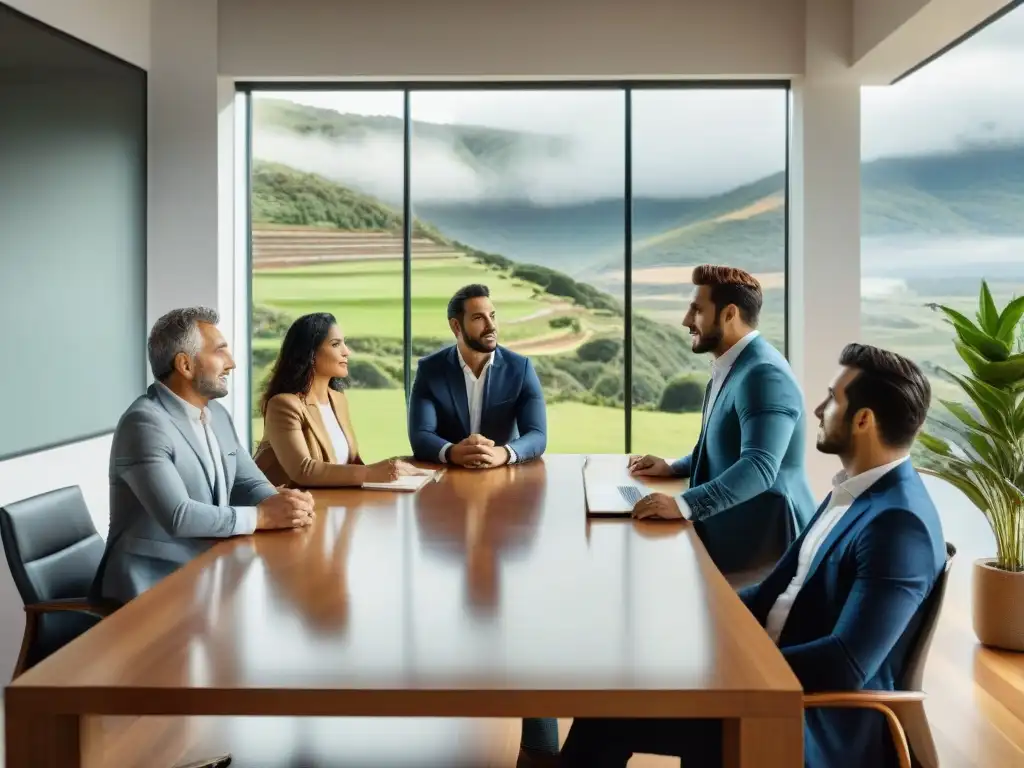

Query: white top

[439,347,518,464]
[157,382,256,535]
[318,402,350,465]
[675,330,760,520]
[764,455,909,643]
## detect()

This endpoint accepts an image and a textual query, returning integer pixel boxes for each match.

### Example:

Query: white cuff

[677,496,694,521]
[439,443,452,463]
[232,506,258,535]
[506,445,518,464]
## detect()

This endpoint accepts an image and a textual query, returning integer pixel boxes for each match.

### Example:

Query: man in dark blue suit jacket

[558,343,946,768]
[407,284,555,762]
[408,283,547,468]
[629,266,816,575]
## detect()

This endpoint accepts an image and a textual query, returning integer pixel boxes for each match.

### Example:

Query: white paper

[361,472,436,491]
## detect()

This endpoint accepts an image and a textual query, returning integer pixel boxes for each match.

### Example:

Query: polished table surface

[5,454,803,766]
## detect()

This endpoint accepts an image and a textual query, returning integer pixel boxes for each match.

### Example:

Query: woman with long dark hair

[253,312,423,487]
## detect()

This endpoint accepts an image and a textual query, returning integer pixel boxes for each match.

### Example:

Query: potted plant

[917,280,1024,652]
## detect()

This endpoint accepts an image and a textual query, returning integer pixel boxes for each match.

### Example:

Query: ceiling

[0,4,131,74]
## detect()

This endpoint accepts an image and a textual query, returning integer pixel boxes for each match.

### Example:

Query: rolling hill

[253,98,1024,279]
[251,160,713,425]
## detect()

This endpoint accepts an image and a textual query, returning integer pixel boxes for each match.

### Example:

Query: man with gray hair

[93,306,314,604]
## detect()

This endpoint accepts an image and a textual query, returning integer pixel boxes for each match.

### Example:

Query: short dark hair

[447,284,490,321]
[839,343,931,448]
[691,264,762,327]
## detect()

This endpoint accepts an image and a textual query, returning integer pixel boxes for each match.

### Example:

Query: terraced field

[249,225,706,457]
[252,227,615,349]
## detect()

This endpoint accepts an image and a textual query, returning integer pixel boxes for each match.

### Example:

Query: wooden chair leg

[805,699,913,768]
[12,608,38,679]
[890,700,938,768]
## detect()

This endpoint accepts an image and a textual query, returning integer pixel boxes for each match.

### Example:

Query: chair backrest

[0,486,106,606]
[899,541,956,690]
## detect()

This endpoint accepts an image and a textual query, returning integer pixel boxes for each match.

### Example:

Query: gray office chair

[0,485,117,678]
[804,541,955,768]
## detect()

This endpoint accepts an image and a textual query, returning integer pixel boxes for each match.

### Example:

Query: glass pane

[860,5,1024,470]
[409,90,626,454]
[249,91,409,459]
[630,88,788,457]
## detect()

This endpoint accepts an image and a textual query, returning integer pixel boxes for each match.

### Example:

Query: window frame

[238,80,791,454]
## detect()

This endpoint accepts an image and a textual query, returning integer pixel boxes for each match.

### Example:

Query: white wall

[218,0,806,79]
[853,0,1012,82]
[0,0,149,685]
[2,0,150,70]
[789,0,864,499]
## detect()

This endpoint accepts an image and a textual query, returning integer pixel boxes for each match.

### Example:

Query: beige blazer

[253,389,369,488]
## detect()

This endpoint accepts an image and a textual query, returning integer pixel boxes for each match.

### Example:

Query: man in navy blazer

[408,284,553,761]
[408,283,547,469]
[628,265,816,575]
[558,343,946,768]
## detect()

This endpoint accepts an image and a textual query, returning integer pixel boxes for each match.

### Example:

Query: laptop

[582,456,651,517]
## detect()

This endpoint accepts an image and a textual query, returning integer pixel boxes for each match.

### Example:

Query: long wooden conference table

[5,454,803,767]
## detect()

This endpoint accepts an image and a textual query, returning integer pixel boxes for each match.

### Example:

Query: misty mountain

[253,98,1024,277]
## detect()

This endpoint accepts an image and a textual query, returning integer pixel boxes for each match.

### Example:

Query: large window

[630,89,788,457]
[246,85,790,459]
[860,6,1024,467]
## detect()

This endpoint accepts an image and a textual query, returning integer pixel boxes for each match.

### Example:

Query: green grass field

[250,389,703,461]
[254,256,576,340]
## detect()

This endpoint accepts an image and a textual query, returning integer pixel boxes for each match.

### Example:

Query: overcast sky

[256,5,1024,201]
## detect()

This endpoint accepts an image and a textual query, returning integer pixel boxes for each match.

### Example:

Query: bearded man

[408,283,547,469]
[94,306,313,604]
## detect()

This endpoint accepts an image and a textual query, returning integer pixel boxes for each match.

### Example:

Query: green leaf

[944,371,1013,437]
[996,295,1024,346]
[980,280,1000,336]
[941,399,997,437]
[930,303,1010,361]
[955,342,1024,388]
[917,432,952,456]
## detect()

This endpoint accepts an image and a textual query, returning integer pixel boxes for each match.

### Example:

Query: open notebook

[361,470,441,492]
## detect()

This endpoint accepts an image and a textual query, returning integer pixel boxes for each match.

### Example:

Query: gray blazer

[93,383,276,604]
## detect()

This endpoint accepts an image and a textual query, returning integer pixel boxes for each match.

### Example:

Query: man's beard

[816,423,851,455]
[194,364,228,399]
[691,324,723,354]
[462,322,496,353]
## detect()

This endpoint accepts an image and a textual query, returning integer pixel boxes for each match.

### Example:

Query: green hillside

[250,162,710,450]
[254,98,1024,278]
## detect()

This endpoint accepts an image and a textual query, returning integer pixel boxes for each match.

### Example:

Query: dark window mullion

[624,87,633,454]
[403,90,413,403]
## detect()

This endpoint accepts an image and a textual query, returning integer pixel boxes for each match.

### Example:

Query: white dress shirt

[158,383,257,535]
[439,348,518,464]
[675,330,760,520]
[764,455,909,643]
[318,403,350,464]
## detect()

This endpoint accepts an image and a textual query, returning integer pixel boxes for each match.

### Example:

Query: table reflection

[254,508,359,635]
[413,464,546,615]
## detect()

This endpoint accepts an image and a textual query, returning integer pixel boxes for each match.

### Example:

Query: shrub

[659,374,706,413]
[252,305,293,339]
[631,364,664,406]
[345,359,398,389]
[577,337,621,364]
[592,372,623,401]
